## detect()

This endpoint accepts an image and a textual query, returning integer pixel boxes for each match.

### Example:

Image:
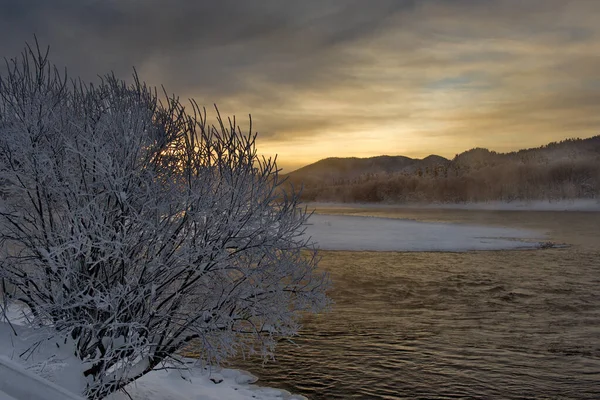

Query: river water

[234,207,600,399]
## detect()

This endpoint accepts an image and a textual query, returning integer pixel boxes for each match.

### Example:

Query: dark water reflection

[233,208,600,399]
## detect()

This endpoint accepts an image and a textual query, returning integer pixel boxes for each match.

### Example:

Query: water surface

[233,208,600,399]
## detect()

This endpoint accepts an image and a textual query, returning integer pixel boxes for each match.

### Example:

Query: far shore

[306,199,600,212]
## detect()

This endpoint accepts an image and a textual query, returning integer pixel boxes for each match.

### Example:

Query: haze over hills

[284,136,600,203]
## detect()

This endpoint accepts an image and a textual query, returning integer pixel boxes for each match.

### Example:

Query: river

[234,206,600,399]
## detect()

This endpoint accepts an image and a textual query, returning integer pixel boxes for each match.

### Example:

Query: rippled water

[233,208,600,399]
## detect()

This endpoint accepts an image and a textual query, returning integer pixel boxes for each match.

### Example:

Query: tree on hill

[0,43,329,399]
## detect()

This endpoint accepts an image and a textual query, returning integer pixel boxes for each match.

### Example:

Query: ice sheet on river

[304,214,544,251]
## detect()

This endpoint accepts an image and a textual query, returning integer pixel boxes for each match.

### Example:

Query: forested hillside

[285,136,600,203]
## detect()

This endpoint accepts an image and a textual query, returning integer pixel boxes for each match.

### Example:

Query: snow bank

[106,363,306,400]
[0,304,304,400]
[0,356,84,400]
[308,199,600,212]
[0,310,87,395]
[304,214,544,251]
[426,199,600,211]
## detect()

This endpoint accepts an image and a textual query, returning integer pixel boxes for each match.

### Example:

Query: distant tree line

[287,142,600,203]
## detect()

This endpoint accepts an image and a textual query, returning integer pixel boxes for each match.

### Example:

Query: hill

[284,136,600,203]
[287,154,449,185]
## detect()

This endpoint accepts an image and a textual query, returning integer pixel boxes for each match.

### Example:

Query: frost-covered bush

[0,43,329,399]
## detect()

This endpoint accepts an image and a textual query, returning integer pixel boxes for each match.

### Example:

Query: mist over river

[232,207,600,399]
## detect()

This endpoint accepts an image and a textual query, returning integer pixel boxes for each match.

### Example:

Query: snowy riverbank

[0,304,306,400]
[308,199,600,212]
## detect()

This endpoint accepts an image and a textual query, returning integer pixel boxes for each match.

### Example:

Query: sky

[1,0,600,171]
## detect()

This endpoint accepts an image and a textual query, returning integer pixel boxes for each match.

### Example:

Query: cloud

[1,0,600,170]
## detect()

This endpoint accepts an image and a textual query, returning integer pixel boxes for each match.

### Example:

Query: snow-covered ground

[308,199,600,212]
[0,304,305,400]
[418,199,600,211]
[304,214,545,251]
[105,364,306,400]
[0,356,84,400]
